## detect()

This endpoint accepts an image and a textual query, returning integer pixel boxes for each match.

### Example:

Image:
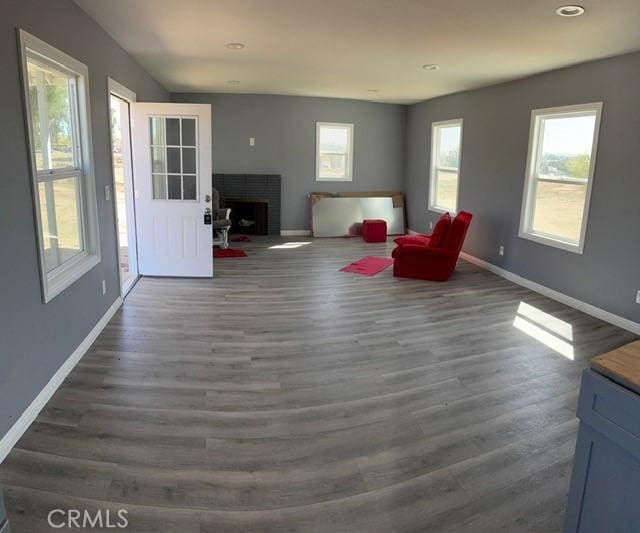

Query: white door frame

[107,77,140,296]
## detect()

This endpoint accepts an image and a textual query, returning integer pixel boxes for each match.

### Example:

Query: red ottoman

[362,219,387,243]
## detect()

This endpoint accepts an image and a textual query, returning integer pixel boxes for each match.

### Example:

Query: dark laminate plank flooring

[1,237,636,532]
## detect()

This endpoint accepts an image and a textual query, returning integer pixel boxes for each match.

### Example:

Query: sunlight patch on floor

[517,301,573,340]
[513,301,575,360]
[269,242,312,249]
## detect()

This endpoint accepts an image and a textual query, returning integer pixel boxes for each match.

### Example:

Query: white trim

[0,296,123,464]
[281,229,311,236]
[518,102,603,255]
[107,77,137,103]
[315,122,354,182]
[429,118,463,214]
[459,252,640,336]
[18,29,101,303]
[429,205,450,215]
[121,275,138,296]
[107,78,140,297]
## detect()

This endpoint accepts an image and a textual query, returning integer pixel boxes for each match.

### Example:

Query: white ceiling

[75,0,640,104]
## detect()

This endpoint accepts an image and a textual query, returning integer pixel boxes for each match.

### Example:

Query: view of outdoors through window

[27,56,83,272]
[530,113,596,243]
[318,124,351,179]
[433,123,461,211]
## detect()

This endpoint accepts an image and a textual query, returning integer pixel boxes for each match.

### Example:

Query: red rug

[214,248,247,258]
[230,235,251,242]
[340,256,394,276]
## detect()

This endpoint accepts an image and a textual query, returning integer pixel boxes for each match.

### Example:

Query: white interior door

[131,103,212,277]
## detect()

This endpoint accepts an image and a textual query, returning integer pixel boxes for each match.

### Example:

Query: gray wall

[405,52,640,323]
[171,93,406,230]
[0,0,168,438]
[2,0,638,448]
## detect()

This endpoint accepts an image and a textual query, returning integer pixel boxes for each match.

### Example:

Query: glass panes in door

[150,117,198,200]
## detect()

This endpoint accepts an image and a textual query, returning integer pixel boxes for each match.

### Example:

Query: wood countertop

[591,340,640,395]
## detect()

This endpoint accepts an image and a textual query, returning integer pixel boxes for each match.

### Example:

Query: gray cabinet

[565,369,640,532]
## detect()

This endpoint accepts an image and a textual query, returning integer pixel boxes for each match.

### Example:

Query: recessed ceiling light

[227,80,240,84]
[556,5,585,17]
[422,64,440,71]
[226,42,245,50]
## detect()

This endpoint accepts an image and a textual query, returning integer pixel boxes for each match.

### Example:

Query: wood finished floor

[1,237,636,532]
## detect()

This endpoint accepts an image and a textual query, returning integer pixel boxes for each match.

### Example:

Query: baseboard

[460,251,640,336]
[0,296,123,463]
[281,230,311,236]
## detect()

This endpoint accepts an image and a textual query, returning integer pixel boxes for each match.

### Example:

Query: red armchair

[392,211,473,281]
[394,211,450,248]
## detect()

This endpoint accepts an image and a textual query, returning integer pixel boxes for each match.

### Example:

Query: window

[150,117,198,200]
[519,103,602,254]
[429,119,463,213]
[19,30,100,302]
[316,122,354,181]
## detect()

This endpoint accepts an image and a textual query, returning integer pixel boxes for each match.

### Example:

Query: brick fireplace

[212,174,281,236]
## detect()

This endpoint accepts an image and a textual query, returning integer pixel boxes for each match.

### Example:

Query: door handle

[205,194,211,203]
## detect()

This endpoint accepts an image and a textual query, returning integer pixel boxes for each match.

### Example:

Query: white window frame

[315,122,354,181]
[518,102,602,255]
[429,118,463,214]
[18,29,100,303]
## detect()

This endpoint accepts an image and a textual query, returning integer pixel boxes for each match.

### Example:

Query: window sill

[44,253,101,303]
[428,205,456,215]
[518,230,584,255]
[315,176,353,182]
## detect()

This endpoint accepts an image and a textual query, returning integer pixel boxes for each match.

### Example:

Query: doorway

[108,79,139,296]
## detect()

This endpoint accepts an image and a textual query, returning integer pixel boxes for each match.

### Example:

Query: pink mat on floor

[340,256,394,276]
[214,248,247,258]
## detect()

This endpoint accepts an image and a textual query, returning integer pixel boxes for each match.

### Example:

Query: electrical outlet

[104,185,111,201]
[101,280,106,295]
[636,290,640,305]
[429,221,433,230]
[249,137,255,146]
[499,245,505,256]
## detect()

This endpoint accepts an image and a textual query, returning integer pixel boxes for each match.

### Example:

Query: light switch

[104,185,111,201]
[249,137,255,146]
